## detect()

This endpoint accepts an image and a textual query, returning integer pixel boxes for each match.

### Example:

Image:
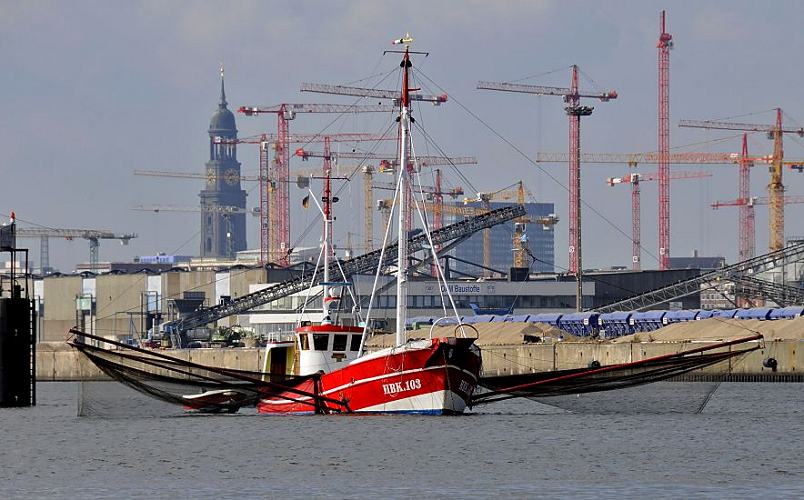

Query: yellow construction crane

[513,181,529,268]
[461,182,558,275]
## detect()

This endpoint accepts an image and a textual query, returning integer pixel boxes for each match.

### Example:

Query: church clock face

[224,168,239,185]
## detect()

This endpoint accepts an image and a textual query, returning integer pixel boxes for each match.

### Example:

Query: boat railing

[428,317,479,340]
[265,331,296,344]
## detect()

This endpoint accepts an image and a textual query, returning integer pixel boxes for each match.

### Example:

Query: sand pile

[365,317,803,348]
[613,317,804,343]
[365,321,582,348]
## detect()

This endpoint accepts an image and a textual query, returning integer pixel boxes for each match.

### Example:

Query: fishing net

[472,340,760,414]
[79,380,188,418]
[467,381,724,415]
[509,381,725,414]
[69,329,325,417]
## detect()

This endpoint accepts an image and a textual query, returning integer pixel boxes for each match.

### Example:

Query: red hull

[257,337,481,415]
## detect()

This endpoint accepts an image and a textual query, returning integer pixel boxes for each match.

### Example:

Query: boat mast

[395,39,413,346]
[322,136,333,322]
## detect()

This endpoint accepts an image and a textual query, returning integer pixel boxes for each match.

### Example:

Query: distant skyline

[2,1,803,273]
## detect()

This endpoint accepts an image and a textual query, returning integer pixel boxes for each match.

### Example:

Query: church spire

[219,63,227,108]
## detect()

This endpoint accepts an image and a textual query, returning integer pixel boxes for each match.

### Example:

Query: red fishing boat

[257,35,482,414]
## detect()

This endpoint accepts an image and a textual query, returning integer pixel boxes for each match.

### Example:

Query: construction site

[2,10,803,381]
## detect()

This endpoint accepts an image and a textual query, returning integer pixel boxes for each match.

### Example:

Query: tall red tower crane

[216,132,395,264]
[478,66,617,309]
[606,170,712,270]
[680,108,804,252]
[657,10,673,270]
[236,103,394,266]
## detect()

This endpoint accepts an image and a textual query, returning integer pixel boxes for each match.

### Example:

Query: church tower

[199,67,248,258]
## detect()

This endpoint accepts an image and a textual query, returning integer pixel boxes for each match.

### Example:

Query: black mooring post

[0,225,35,407]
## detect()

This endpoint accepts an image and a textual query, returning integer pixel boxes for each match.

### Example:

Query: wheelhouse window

[299,333,310,350]
[332,334,348,352]
[313,333,329,351]
[350,334,362,351]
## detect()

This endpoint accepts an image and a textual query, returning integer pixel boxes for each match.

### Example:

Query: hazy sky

[2,1,803,273]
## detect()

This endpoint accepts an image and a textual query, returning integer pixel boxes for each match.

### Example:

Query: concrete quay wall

[36,342,265,381]
[36,340,800,381]
[479,340,800,379]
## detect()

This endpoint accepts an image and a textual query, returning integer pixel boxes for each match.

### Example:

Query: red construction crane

[236,103,394,266]
[680,108,804,252]
[478,65,617,308]
[657,10,673,270]
[606,170,712,270]
[215,132,395,264]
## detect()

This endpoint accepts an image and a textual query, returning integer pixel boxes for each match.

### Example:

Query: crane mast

[512,181,529,269]
[769,109,785,252]
[738,134,755,262]
[362,165,374,252]
[657,10,673,270]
